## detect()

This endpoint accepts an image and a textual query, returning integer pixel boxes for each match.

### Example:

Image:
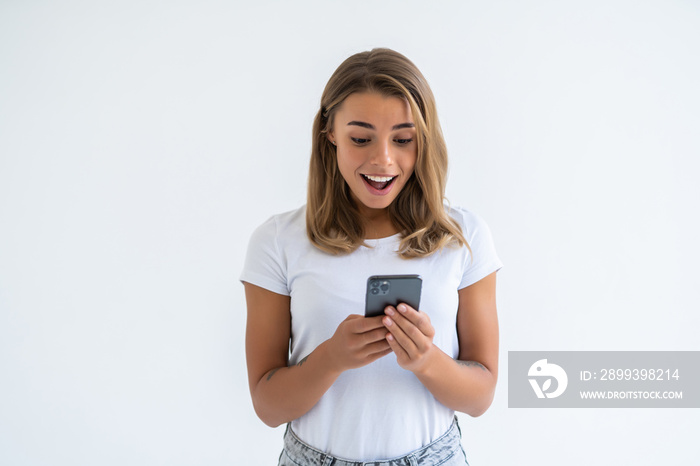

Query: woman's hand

[325,314,393,372]
[380,274,499,417]
[382,303,437,374]
[245,284,392,427]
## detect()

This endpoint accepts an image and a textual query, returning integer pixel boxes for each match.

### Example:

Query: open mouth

[361,174,398,192]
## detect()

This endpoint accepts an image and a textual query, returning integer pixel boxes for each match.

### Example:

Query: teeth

[364,175,395,182]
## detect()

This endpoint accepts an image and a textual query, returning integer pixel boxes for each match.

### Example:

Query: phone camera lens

[370,281,380,288]
[380,281,389,292]
[370,288,379,295]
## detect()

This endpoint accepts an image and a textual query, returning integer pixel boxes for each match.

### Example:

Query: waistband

[281,416,464,466]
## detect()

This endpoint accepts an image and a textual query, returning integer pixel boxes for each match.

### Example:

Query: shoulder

[245,205,308,258]
[445,204,493,238]
[250,205,307,239]
[241,206,307,295]
[445,204,503,286]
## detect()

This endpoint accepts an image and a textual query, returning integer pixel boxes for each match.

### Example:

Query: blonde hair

[306,48,467,258]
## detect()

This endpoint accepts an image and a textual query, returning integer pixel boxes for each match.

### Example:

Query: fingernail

[397,304,407,313]
[385,307,395,316]
[384,317,393,326]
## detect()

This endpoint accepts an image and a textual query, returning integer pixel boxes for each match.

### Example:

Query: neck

[358,205,398,239]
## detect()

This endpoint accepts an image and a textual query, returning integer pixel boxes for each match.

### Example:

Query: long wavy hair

[306,48,467,258]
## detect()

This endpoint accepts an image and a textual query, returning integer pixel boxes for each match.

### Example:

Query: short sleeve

[240,216,290,296]
[454,208,503,289]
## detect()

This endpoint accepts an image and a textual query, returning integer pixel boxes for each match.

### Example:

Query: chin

[357,196,396,211]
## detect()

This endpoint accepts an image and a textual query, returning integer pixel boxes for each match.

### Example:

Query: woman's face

[329,92,418,216]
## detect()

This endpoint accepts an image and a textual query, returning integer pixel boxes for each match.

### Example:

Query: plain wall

[1,1,699,464]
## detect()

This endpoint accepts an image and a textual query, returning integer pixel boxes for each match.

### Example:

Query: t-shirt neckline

[362,232,402,248]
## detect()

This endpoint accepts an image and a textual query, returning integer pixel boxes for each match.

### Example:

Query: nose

[370,139,393,166]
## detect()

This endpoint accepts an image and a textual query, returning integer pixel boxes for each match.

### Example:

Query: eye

[394,138,413,145]
[351,137,371,145]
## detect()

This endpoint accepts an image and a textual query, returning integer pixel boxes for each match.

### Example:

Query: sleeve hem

[239,272,290,296]
[458,262,503,290]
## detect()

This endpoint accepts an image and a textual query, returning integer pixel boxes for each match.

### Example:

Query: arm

[382,271,499,416]
[244,282,392,427]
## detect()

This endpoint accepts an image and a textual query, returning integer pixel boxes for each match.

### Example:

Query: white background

[1,1,699,465]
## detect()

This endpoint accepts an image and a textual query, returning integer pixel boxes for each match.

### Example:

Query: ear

[326,131,336,146]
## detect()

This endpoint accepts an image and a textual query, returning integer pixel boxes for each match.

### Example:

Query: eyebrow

[347,121,415,131]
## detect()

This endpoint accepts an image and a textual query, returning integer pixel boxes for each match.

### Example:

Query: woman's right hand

[324,314,392,372]
[245,282,392,427]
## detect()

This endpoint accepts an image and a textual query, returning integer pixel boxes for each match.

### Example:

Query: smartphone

[364,274,422,317]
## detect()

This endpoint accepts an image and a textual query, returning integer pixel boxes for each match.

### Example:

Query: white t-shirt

[241,205,502,461]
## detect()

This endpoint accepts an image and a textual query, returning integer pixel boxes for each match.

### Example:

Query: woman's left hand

[382,303,437,374]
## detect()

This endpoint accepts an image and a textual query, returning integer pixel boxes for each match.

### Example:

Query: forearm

[416,347,497,417]
[251,340,341,427]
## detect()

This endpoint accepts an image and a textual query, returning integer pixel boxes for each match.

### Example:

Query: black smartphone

[364,274,422,317]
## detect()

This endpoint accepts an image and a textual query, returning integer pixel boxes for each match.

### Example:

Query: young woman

[241,48,502,465]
